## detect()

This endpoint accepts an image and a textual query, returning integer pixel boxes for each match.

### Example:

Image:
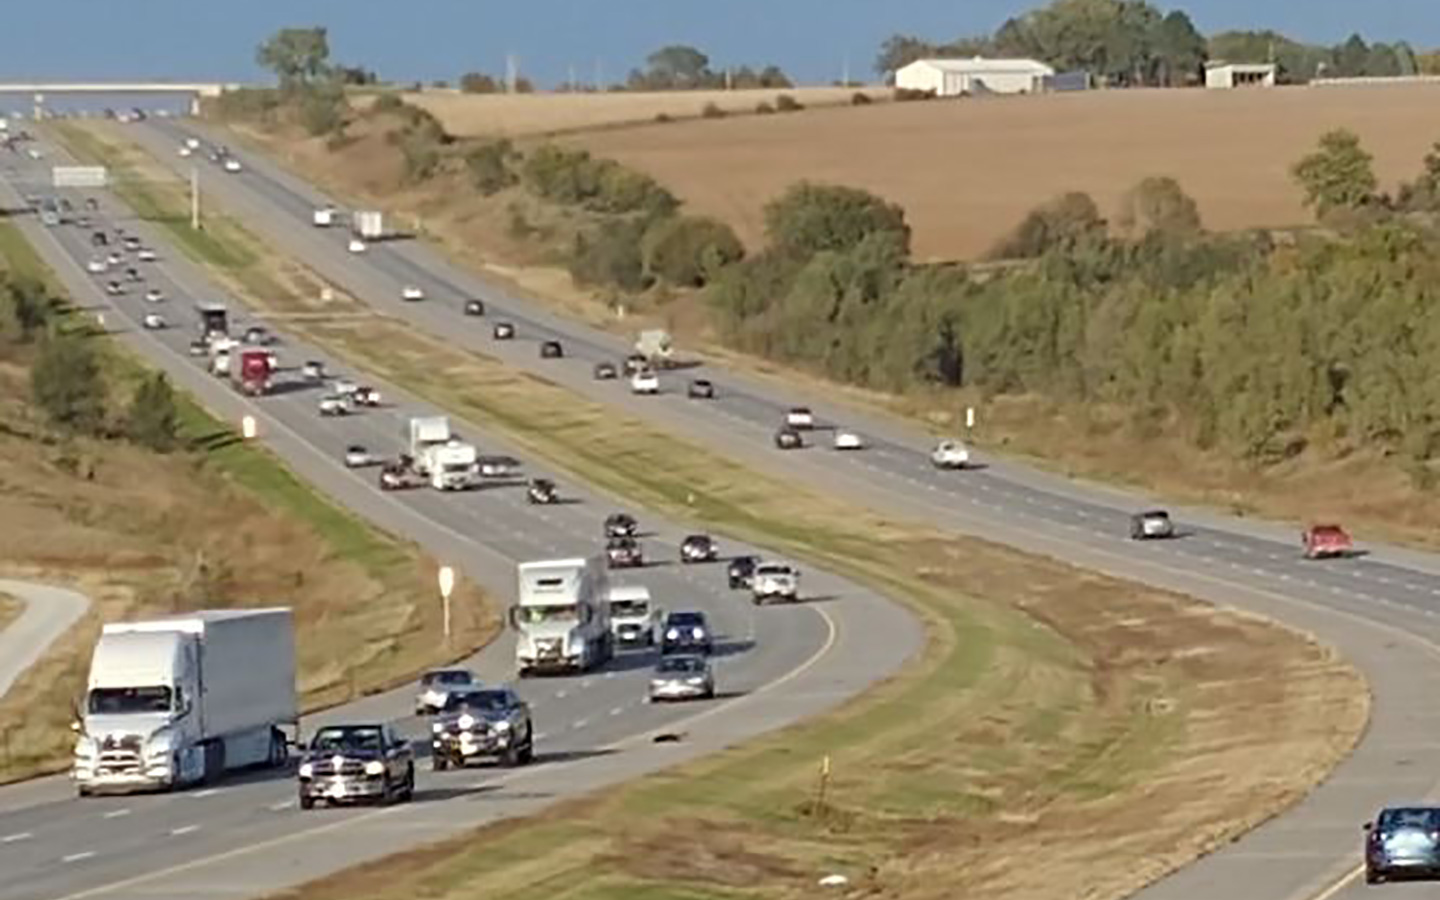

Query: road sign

[52,165,107,188]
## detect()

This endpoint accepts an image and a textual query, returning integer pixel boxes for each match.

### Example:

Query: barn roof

[901,57,1055,76]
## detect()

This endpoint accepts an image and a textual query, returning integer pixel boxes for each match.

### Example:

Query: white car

[143,288,164,303]
[401,286,424,302]
[786,407,815,429]
[178,145,192,158]
[343,444,372,468]
[104,281,124,296]
[930,440,971,470]
[318,394,352,416]
[330,378,358,396]
[223,158,242,173]
[833,430,865,450]
[85,258,107,274]
[136,248,157,262]
[301,360,325,382]
[313,207,335,227]
[347,238,367,254]
[353,386,382,407]
[630,369,659,395]
[106,252,124,266]
[414,668,481,715]
[141,313,166,330]
[185,137,200,150]
[752,562,801,605]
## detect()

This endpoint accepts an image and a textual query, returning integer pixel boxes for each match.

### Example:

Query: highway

[103,117,1440,900]
[0,140,921,899]
[0,580,90,700]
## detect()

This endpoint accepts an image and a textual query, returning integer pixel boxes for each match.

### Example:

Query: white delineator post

[965,405,976,433]
[438,565,456,642]
[240,415,257,440]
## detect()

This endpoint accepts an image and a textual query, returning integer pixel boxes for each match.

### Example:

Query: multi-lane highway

[0,139,921,900]
[0,580,90,699]
[97,117,1440,900]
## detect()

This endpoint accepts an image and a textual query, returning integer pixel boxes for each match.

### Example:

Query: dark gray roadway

[0,138,920,900]
[108,118,1440,900]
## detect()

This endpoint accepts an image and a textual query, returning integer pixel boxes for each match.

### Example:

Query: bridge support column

[189,96,201,117]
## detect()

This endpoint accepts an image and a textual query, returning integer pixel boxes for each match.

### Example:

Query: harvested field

[398,86,891,137]
[576,83,1440,260]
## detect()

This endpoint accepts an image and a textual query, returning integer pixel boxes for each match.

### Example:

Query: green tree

[31,333,105,434]
[256,27,332,89]
[1291,129,1378,218]
[126,373,179,452]
[1152,10,1207,85]
[0,275,53,342]
[1397,141,1440,211]
[459,72,500,94]
[569,221,649,291]
[874,35,940,78]
[465,138,518,195]
[991,191,1107,259]
[763,183,910,261]
[1332,33,1369,77]
[1117,176,1202,238]
[643,216,745,287]
[630,45,712,90]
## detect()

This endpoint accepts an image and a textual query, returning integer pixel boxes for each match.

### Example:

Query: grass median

[0,208,496,784]
[0,594,20,635]
[58,121,1369,900]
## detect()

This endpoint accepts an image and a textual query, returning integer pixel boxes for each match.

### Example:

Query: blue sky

[2,1,1434,87]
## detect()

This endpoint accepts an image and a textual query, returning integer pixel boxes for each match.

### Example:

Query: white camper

[511,556,613,675]
[72,609,297,796]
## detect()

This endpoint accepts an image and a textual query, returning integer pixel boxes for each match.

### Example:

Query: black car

[680,534,718,564]
[727,555,759,589]
[297,723,414,810]
[593,362,618,380]
[463,299,485,316]
[606,536,644,568]
[527,477,557,504]
[493,322,515,340]
[125,266,142,282]
[661,610,713,655]
[623,353,648,375]
[1366,806,1440,883]
[604,512,638,539]
[687,379,715,400]
[540,340,564,359]
[429,687,534,770]
[775,427,803,450]
[91,230,108,247]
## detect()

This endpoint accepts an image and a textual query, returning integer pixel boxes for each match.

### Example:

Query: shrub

[465,138,518,195]
[399,129,444,182]
[371,92,405,113]
[459,72,500,94]
[701,102,727,119]
[851,92,874,106]
[569,221,649,291]
[591,162,677,217]
[522,144,597,205]
[755,101,776,115]
[31,333,106,435]
[990,191,1107,259]
[522,144,676,215]
[212,87,283,122]
[1117,176,1203,238]
[643,216,746,287]
[894,87,936,102]
[775,94,803,112]
[654,113,673,123]
[297,86,346,136]
[763,182,911,260]
[126,373,179,452]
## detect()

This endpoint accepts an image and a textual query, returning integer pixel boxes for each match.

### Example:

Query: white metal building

[1204,62,1277,89]
[895,58,1055,96]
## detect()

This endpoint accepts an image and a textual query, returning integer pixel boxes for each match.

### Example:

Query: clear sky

[3,0,1434,87]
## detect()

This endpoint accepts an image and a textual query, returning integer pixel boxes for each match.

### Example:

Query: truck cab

[607,584,661,647]
[511,556,614,676]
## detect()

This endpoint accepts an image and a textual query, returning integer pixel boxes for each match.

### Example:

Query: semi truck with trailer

[405,416,479,490]
[352,210,384,240]
[71,608,297,797]
[511,556,614,676]
[197,303,229,341]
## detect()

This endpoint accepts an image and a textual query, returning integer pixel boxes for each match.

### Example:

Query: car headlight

[493,720,510,731]
[431,722,444,733]
[686,677,706,685]
[458,714,475,729]
[692,627,705,639]
[666,628,679,640]
[298,762,313,778]
[364,760,386,776]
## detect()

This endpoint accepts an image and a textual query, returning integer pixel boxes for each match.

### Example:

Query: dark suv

[727,555,759,589]
[297,723,414,809]
[430,687,534,770]
[661,610,714,656]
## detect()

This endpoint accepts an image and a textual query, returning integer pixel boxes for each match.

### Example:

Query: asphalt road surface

[0,580,90,700]
[103,118,1440,900]
[0,138,922,900]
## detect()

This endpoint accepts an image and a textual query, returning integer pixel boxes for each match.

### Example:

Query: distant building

[895,58,1056,96]
[1204,62,1277,89]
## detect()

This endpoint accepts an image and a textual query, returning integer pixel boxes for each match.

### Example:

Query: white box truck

[405,415,478,490]
[511,557,613,676]
[72,609,297,797]
[352,210,384,240]
[607,584,661,647]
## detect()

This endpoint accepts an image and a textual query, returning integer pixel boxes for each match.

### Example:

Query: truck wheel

[401,767,415,801]
[379,776,394,805]
[77,785,92,799]
[268,729,288,768]
[519,736,534,764]
[432,754,449,772]
[299,794,314,810]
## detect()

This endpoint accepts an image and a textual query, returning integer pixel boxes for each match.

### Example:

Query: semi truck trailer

[72,608,297,796]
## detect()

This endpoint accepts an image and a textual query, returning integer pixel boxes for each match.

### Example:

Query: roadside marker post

[240,415,257,440]
[438,565,456,644]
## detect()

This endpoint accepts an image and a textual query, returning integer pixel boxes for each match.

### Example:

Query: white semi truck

[72,609,297,797]
[511,556,613,676]
[352,210,384,240]
[405,415,479,490]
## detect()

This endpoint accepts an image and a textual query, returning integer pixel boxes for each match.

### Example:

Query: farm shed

[1205,62,1277,89]
[895,58,1055,96]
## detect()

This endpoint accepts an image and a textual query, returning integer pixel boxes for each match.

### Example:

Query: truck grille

[309,758,369,777]
[534,639,562,659]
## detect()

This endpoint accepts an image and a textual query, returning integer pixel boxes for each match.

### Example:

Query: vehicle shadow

[708,689,750,701]
[268,380,320,397]
[663,360,704,372]
[599,648,660,674]
[415,783,502,803]
[709,638,756,660]
[533,748,616,766]
[796,594,842,605]
[189,429,245,453]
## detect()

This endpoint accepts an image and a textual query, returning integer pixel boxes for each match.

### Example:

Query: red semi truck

[232,348,274,396]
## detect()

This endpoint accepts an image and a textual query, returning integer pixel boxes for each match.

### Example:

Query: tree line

[876,0,1427,85]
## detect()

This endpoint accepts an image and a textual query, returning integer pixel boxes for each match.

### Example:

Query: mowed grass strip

[0,594,21,635]
[0,207,496,783]
[63,121,1371,900]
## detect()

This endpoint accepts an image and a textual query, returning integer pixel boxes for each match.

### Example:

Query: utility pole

[505,54,518,93]
[843,54,851,86]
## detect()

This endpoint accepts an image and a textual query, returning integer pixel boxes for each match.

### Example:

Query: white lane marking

[170,825,200,836]
[554,690,567,699]
[533,732,549,742]
[190,788,221,799]
[268,800,294,812]
[579,679,593,689]
[609,707,624,716]
[602,671,615,679]
[62,851,96,863]
[1,832,32,843]
[573,718,590,730]
[102,808,131,819]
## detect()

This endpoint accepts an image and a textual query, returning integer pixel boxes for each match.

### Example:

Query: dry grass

[394,86,891,137]
[0,215,497,784]
[575,83,1440,260]
[202,88,1440,554]
[0,593,19,634]
[65,123,1369,900]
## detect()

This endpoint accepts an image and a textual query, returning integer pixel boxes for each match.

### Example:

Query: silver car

[648,655,714,702]
[415,668,481,715]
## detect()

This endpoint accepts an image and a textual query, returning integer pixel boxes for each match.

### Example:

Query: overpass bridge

[0,82,246,116]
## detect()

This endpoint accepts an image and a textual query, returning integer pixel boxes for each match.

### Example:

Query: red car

[1302,524,1353,559]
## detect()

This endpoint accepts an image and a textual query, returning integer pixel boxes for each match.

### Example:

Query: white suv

[751,562,800,605]
[630,369,659,395]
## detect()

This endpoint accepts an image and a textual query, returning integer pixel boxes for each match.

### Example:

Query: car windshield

[1143,511,1169,520]
[685,536,710,546]
[757,565,792,576]
[667,612,705,627]
[516,604,579,624]
[1379,808,1440,831]
[442,690,510,713]
[656,657,706,675]
[730,557,755,570]
[611,600,649,616]
[310,727,384,753]
[422,670,473,687]
[1313,526,1345,537]
[87,686,172,715]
